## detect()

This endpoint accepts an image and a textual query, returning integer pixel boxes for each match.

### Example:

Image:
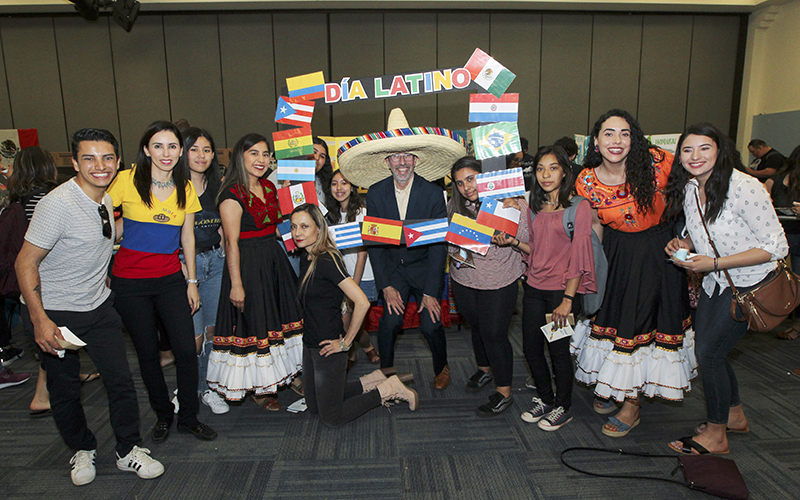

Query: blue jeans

[694,280,760,424]
[181,247,225,393]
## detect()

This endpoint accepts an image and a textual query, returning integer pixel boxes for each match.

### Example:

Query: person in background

[554,136,583,179]
[180,127,228,414]
[664,122,787,455]
[746,139,785,181]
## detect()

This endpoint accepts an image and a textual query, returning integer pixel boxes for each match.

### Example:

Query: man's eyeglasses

[387,153,415,165]
[98,205,112,239]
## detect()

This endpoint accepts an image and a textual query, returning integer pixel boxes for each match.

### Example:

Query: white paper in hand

[56,326,87,350]
[540,321,575,343]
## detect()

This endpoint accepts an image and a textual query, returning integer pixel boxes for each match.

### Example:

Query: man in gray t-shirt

[15,129,164,487]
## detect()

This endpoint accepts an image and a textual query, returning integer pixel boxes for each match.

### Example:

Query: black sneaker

[465,370,492,393]
[152,420,171,443]
[177,421,218,441]
[476,392,513,417]
[0,347,24,368]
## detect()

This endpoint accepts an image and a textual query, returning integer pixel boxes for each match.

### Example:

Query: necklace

[543,199,559,206]
[152,178,175,189]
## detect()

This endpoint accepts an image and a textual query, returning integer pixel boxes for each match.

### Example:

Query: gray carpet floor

[2,296,800,499]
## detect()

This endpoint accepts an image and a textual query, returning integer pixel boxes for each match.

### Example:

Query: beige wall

[0,10,744,167]
[738,0,800,151]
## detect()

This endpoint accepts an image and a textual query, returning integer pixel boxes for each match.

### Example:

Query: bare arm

[352,250,367,285]
[181,213,200,313]
[674,248,772,273]
[320,277,370,357]
[220,199,245,311]
[15,241,64,354]
[746,166,777,179]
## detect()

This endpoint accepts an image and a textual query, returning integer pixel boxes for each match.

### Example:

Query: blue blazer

[366,174,447,298]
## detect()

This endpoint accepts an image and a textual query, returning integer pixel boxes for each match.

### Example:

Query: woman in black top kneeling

[290,204,417,426]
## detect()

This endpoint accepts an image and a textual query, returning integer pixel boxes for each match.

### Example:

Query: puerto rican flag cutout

[277,182,319,216]
[277,220,297,252]
[329,222,363,250]
[274,96,315,127]
[476,167,525,200]
[403,218,449,248]
[476,198,520,236]
[445,213,494,256]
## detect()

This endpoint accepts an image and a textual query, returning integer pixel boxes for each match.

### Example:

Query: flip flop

[668,436,729,455]
[80,373,100,385]
[694,421,750,434]
[29,408,52,418]
[602,416,640,437]
[777,325,800,340]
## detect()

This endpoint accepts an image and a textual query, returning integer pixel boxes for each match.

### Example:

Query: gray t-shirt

[23,179,114,312]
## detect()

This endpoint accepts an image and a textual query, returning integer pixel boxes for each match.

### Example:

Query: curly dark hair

[583,109,658,214]
[663,123,742,224]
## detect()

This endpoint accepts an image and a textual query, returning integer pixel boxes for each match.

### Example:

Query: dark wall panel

[539,14,593,145]
[330,13,384,137]
[490,12,542,150]
[0,32,13,129]
[384,12,437,128]
[218,13,275,148]
[164,14,225,145]
[685,15,740,134]
[0,17,68,151]
[54,17,120,145]
[590,15,643,132]
[110,15,171,165]
[638,15,693,134]
[273,13,330,137]
[436,13,490,132]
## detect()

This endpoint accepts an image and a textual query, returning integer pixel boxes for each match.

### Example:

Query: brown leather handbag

[695,194,800,332]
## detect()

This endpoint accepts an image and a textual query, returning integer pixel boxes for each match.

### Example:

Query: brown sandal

[251,394,281,411]
[777,325,800,340]
[364,347,380,364]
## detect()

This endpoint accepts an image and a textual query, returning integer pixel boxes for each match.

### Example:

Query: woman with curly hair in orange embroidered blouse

[206,133,303,410]
[571,109,696,438]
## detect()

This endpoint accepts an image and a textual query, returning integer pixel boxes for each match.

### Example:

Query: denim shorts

[359,280,378,303]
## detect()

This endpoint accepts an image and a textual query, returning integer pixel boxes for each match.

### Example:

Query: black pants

[111,272,199,427]
[22,297,141,455]
[451,280,517,387]
[377,266,447,375]
[522,283,577,410]
[303,345,382,427]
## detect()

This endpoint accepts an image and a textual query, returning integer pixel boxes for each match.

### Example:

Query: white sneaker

[116,445,165,479]
[70,449,96,486]
[201,390,229,414]
[172,388,179,414]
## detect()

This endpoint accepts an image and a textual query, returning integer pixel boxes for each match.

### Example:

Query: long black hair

[216,133,270,205]
[6,146,57,205]
[134,120,189,209]
[182,127,221,197]
[583,109,658,214]
[785,145,800,203]
[325,169,365,225]
[530,145,574,214]
[663,122,742,224]
[449,156,482,217]
[313,137,334,209]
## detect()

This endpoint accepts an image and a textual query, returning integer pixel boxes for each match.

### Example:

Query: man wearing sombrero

[338,108,466,390]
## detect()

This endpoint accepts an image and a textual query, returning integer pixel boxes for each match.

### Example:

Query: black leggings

[303,345,382,427]
[522,283,577,410]
[451,280,517,387]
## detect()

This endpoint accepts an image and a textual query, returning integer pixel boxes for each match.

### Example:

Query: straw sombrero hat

[337,108,467,188]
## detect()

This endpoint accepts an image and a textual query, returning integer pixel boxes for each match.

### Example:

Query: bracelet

[563,294,574,301]
[513,239,520,248]
[187,279,199,284]
[339,337,351,352]
[714,257,719,272]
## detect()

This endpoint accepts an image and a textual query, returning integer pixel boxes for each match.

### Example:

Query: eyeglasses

[387,153,415,165]
[98,205,112,239]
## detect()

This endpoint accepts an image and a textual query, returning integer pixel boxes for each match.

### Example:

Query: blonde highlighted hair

[291,203,347,293]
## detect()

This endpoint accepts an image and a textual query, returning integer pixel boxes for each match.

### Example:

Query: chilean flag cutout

[277,182,319,216]
[476,198,520,236]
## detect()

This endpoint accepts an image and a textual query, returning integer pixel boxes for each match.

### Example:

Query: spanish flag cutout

[446,213,494,256]
[360,216,403,245]
[277,182,319,216]
[273,127,313,160]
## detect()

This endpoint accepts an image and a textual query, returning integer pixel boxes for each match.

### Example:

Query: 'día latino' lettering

[324,67,473,103]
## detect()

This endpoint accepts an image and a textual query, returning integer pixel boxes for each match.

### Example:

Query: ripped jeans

[181,246,225,392]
